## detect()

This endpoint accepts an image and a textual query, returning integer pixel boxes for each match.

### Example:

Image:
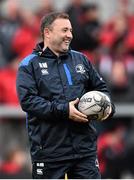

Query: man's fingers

[73,115,88,122]
[74,109,87,118]
[73,109,88,122]
[69,98,88,122]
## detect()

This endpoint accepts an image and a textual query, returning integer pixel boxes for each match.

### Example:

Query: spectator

[36,0,55,20]
[79,3,101,63]
[0,146,31,178]
[11,10,39,59]
[98,125,126,178]
[0,56,19,105]
[0,0,22,64]
[66,0,84,50]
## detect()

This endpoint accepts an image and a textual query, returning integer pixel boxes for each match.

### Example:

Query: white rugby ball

[78,91,111,121]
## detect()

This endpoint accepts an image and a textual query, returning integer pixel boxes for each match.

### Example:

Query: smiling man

[16,12,115,179]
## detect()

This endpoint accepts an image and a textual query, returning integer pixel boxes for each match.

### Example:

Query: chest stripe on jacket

[63,64,73,85]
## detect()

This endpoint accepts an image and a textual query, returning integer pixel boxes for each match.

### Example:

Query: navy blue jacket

[16,42,114,162]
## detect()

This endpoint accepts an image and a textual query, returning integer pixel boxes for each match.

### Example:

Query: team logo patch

[37,163,44,167]
[41,69,49,75]
[37,168,43,175]
[39,62,47,68]
[39,62,49,75]
[36,163,45,175]
[75,64,85,74]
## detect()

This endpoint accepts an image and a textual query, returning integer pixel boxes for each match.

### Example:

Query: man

[16,12,115,179]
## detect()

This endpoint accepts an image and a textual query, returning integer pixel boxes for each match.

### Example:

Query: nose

[67,30,73,39]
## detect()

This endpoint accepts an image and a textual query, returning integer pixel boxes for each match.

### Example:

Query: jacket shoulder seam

[70,50,83,56]
[19,54,37,67]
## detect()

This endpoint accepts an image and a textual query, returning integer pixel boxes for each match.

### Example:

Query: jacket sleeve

[83,55,115,118]
[16,65,69,120]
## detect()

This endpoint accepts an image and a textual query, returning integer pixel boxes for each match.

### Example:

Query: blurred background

[0,0,134,178]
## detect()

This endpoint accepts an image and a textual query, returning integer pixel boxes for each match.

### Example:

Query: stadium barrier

[0,104,134,118]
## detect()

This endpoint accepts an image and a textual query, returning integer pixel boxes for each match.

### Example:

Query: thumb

[73,98,79,105]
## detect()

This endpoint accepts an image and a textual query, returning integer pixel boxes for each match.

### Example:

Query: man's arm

[16,65,69,120]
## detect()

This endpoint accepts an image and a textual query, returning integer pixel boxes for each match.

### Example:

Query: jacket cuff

[62,102,69,120]
[56,102,69,120]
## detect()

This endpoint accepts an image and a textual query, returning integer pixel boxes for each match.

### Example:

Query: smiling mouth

[64,41,70,45]
[64,38,71,43]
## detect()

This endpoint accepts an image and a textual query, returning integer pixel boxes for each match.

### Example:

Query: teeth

[64,39,70,43]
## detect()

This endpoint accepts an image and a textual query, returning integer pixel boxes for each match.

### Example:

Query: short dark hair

[40,12,69,39]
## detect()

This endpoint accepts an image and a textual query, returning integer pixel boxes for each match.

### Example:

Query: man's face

[46,18,73,54]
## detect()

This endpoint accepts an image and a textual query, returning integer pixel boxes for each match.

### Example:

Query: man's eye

[63,29,67,32]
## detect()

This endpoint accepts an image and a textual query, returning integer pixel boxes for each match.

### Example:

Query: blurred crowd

[0,0,134,178]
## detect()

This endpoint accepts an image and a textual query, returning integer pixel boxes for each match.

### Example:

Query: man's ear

[44,28,51,39]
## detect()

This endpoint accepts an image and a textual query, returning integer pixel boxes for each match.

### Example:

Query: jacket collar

[33,42,70,59]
